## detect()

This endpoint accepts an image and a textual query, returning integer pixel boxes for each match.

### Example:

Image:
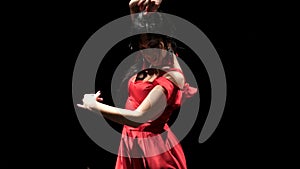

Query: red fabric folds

[115,69,197,169]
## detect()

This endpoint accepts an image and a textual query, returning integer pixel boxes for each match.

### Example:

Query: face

[139,34,167,66]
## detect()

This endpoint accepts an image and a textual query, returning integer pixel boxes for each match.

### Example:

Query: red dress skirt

[115,75,187,169]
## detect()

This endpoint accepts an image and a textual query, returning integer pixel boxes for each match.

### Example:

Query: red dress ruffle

[115,71,197,169]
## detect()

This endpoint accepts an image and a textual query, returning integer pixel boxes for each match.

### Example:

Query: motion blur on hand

[129,0,163,14]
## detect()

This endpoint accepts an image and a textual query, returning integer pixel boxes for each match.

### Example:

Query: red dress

[115,69,196,169]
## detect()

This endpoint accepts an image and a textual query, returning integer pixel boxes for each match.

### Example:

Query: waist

[124,122,169,134]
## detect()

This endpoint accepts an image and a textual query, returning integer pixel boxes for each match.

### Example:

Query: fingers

[146,1,154,11]
[95,91,101,98]
[77,103,93,111]
[137,0,146,6]
[148,1,159,12]
[142,0,150,7]
[77,104,85,108]
[153,0,162,6]
[129,0,140,6]
[141,0,150,12]
[130,0,160,13]
[129,0,141,13]
[97,97,104,102]
[95,91,104,102]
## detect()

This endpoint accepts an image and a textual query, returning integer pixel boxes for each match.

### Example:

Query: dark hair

[121,12,178,88]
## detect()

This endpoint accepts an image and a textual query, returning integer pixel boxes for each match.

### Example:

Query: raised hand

[129,0,162,14]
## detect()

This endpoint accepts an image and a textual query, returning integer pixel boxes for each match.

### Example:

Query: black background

[5,1,291,169]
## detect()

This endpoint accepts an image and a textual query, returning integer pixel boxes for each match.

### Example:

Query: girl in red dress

[77,1,197,168]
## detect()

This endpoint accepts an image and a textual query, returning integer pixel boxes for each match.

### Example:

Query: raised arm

[77,85,167,128]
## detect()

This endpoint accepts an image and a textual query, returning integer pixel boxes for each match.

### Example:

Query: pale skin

[129,0,163,14]
[77,39,185,128]
[77,0,184,128]
[77,85,167,127]
[129,0,163,21]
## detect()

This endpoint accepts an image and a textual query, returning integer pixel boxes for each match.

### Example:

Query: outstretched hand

[77,91,103,111]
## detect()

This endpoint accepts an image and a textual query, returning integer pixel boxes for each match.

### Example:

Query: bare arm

[77,85,167,128]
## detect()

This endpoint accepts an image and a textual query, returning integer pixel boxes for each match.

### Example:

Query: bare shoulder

[163,70,185,89]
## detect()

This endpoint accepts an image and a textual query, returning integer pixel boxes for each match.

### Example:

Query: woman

[77,1,197,168]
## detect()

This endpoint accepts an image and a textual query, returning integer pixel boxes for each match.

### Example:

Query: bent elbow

[125,110,149,127]
[126,116,144,128]
[133,110,149,123]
